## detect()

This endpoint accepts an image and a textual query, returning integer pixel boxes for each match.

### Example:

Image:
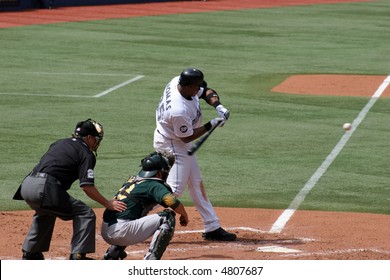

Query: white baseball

[343,123,352,131]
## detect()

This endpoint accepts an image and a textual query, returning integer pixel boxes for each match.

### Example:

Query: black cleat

[103,250,127,260]
[103,245,127,260]
[22,250,44,260]
[202,227,237,241]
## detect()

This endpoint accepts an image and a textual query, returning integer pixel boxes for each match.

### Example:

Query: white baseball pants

[153,129,220,232]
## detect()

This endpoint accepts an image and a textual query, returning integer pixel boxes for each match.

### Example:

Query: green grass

[1,1,389,214]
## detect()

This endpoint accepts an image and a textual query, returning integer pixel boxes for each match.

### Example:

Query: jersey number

[116,176,136,200]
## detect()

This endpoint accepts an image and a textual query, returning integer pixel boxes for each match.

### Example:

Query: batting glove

[215,104,230,124]
[210,117,225,128]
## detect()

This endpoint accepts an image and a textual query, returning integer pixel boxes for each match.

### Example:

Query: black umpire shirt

[32,137,96,190]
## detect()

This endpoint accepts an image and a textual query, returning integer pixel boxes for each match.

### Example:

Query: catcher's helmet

[138,152,173,178]
[73,119,104,141]
[179,68,204,86]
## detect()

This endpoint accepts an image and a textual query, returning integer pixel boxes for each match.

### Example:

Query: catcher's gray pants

[20,175,96,254]
[101,214,162,247]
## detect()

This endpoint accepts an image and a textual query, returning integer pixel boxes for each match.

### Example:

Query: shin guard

[144,210,176,260]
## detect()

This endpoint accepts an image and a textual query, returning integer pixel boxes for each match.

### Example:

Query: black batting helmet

[179,68,204,86]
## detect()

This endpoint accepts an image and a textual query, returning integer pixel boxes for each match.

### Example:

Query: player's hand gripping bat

[187,119,223,156]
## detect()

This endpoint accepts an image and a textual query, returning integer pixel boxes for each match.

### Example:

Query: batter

[153,68,236,241]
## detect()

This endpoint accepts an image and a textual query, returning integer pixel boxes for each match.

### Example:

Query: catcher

[101,152,189,260]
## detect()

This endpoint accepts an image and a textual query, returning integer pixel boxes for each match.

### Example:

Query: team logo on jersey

[180,126,188,133]
[87,169,94,179]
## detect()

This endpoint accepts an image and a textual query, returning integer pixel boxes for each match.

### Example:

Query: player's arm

[173,203,189,226]
[200,87,230,122]
[161,193,189,226]
[180,118,224,143]
[200,87,220,107]
[173,115,209,143]
[180,126,208,143]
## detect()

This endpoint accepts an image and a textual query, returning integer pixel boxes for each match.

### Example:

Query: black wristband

[205,91,219,103]
[204,121,212,131]
[212,101,221,108]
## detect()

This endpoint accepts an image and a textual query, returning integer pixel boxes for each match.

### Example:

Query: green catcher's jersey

[103,176,178,225]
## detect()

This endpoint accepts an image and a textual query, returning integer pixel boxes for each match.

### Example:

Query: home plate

[256,246,302,253]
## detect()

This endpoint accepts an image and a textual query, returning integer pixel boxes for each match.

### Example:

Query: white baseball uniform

[153,76,220,232]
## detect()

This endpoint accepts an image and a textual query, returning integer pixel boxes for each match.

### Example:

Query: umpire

[13,119,126,260]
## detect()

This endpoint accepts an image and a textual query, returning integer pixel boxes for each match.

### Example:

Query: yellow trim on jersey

[162,193,180,209]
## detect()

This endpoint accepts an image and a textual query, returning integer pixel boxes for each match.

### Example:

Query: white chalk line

[24,71,135,76]
[269,75,390,234]
[94,75,144,97]
[0,92,88,98]
[282,248,390,258]
[0,73,144,98]
[256,246,302,253]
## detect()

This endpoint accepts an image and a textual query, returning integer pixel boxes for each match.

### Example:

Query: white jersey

[156,76,203,140]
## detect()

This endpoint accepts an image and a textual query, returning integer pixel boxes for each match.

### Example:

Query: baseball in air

[343,123,352,131]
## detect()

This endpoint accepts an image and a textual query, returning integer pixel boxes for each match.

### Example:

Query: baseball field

[0,0,389,261]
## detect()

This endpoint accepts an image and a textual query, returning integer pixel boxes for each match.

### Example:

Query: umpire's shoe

[69,253,93,260]
[22,250,44,260]
[202,227,236,241]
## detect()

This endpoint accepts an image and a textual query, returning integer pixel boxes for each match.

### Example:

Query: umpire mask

[73,119,104,154]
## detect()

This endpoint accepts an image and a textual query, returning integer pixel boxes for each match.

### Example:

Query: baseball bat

[187,120,222,156]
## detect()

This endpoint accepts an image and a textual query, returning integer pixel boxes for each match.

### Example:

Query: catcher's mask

[179,68,204,87]
[138,152,174,180]
[73,119,104,151]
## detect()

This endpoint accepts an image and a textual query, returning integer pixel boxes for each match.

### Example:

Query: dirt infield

[272,75,390,98]
[1,207,389,260]
[0,0,372,28]
[1,0,389,260]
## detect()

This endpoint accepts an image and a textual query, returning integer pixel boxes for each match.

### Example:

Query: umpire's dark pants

[20,174,96,254]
